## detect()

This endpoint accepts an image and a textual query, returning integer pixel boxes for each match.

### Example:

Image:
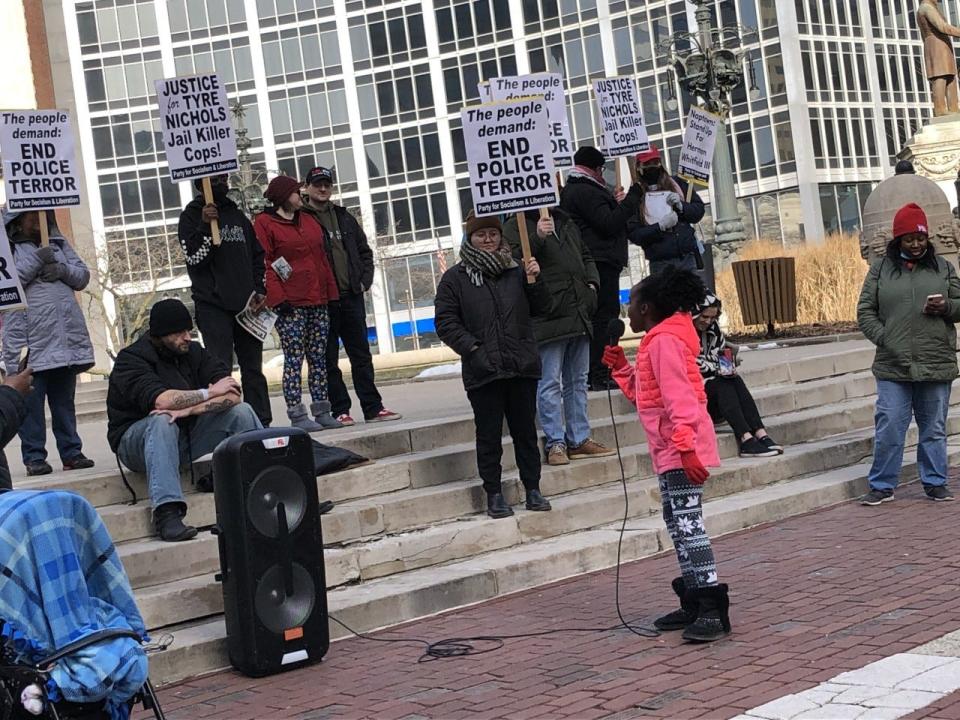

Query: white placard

[677,106,721,187]
[477,81,492,103]
[0,110,80,211]
[0,221,27,311]
[156,73,238,182]
[461,97,558,217]
[592,77,650,157]
[489,73,574,167]
[644,191,671,221]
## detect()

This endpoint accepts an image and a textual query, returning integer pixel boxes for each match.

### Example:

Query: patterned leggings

[275,305,330,407]
[659,469,719,589]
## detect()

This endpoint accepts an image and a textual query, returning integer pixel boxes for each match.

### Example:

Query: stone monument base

[899,115,960,206]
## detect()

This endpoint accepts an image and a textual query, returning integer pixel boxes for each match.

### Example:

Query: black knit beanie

[149,299,194,337]
[574,146,606,169]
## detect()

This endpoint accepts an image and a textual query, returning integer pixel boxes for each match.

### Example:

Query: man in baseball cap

[301,166,401,425]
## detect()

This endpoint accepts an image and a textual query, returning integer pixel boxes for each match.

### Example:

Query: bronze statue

[918,0,960,116]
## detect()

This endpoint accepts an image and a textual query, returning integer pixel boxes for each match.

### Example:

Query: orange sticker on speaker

[284,627,304,641]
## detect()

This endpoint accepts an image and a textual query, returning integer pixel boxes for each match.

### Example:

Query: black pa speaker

[212,427,329,677]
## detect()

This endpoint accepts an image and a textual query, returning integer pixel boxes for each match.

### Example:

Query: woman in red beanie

[857,202,960,505]
[254,175,342,431]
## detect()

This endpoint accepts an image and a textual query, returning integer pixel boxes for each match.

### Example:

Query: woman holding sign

[434,212,554,519]
[1,209,95,476]
[254,175,342,432]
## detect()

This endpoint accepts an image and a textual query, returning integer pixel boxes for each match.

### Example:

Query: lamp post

[228,101,270,218]
[658,0,758,289]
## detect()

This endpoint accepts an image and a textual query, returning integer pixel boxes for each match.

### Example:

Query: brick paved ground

[156,477,960,720]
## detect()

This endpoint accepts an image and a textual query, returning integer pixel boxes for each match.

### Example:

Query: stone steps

[142,429,960,687]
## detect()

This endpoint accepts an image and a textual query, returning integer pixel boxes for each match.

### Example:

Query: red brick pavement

[156,479,960,719]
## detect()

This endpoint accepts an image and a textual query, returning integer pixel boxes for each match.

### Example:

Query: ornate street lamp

[228,101,270,217]
[657,0,759,287]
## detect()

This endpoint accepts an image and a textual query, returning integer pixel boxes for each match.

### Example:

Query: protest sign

[593,77,649,157]
[0,110,80,212]
[0,221,27,312]
[461,97,557,216]
[677,105,721,188]
[489,73,573,167]
[477,81,492,102]
[235,292,277,343]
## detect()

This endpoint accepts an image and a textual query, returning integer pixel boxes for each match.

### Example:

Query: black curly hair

[631,265,708,322]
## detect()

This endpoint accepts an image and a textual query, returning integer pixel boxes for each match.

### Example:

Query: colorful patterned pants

[659,469,719,589]
[275,305,330,408]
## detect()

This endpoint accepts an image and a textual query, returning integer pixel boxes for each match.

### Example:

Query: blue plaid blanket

[0,490,148,720]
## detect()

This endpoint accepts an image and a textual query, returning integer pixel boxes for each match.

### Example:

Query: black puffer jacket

[434,264,553,392]
[559,175,642,270]
[503,209,600,345]
[628,177,705,263]
[107,334,229,451]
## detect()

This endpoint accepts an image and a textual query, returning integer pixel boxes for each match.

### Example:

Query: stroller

[0,490,166,719]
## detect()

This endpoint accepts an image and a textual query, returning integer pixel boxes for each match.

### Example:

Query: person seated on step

[692,293,782,459]
[602,265,730,642]
[434,211,554,519]
[857,202,960,506]
[107,299,263,542]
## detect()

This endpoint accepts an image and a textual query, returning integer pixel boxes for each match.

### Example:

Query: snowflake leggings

[275,305,330,407]
[659,469,718,589]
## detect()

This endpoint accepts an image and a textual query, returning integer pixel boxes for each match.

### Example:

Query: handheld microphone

[607,318,625,347]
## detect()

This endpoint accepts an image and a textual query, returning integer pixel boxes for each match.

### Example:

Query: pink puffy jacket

[611,312,720,475]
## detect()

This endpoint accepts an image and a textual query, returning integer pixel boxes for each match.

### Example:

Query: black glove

[39,263,65,282]
[35,246,57,264]
[274,301,295,315]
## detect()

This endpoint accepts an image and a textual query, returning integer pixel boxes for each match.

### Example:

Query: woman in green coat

[856,202,960,505]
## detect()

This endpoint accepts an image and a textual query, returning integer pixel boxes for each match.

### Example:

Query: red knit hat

[892,203,928,239]
[636,146,661,164]
[264,175,302,206]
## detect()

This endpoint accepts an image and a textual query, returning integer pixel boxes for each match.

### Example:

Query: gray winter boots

[287,403,325,432]
[310,400,344,430]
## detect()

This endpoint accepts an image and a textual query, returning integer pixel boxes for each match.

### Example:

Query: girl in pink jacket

[602,266,729,642]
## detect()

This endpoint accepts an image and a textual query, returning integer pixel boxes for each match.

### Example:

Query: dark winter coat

[434,264,553,392]
[857,253,960,383]
[628,177,705,263]
[301,202,375,296]
[178,195,266,313]
[254,209,339,309]
[0,385,26,490]
[106,334,229,452]
[559,175,642,270]
[503,209,600,345]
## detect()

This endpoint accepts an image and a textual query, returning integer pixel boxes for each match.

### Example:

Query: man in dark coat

[503,209,615,466]
[559,146,642,390]
[301,167,401,426]
[178,174,272,427]
[107,299,262,542]
[628,145,706,277]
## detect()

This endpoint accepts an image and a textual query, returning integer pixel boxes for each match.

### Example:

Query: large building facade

[28,0,955,356]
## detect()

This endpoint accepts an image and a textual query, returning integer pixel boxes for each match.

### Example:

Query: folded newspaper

[236,291,278,342]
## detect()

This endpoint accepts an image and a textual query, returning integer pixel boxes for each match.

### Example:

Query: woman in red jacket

[602,266,729,642]
[254,175,342,431]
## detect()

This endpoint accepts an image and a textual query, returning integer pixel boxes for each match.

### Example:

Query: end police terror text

[7,143,77,195]
[469,101,553,199]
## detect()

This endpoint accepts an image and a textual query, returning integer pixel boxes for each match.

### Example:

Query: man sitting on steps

[107,299,263,542]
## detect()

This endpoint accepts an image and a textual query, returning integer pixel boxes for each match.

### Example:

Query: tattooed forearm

[203,398,238,413]
[167,390,206,410]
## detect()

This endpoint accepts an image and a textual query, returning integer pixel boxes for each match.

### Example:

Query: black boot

[654,577,698,631]
[682,584,731,642]
[525,488,552,512]
[154,502,198,542]
[487,492,514,519]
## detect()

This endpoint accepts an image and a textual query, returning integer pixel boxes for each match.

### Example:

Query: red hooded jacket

[254,209,339,308]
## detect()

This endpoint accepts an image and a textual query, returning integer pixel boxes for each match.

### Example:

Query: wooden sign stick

[39,212,49,248]
[685,182,695,203]
[628,155,639,185]
[201,177,222,246]
[517,213,535,284]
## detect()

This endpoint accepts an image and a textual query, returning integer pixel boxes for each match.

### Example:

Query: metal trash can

[731,257,797,335]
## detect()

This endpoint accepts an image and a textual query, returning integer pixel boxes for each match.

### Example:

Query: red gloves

[680,450,709,485]
[602,345,627,371]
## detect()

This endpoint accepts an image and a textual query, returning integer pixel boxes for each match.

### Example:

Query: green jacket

[857,254,960,382]
[503,209,601,345]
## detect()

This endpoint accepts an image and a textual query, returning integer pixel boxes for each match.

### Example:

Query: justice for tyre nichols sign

[0,110,80,211]
[156,73,238,181]
[461,97,558,217]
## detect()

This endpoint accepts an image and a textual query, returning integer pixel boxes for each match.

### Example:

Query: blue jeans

[117,403,262,509]
[867,380,952,492]
[537,336,591,449]
[19,367,83,465]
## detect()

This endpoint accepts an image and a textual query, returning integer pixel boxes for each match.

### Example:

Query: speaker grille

[246,466,308,538]
[254,563,317,634]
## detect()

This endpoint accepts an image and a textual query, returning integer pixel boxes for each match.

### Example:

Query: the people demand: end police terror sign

[0,110,80,211]
[461,97,557,216]
[593,77,649,157]
[489,73,574,168]
[156,73,238,181]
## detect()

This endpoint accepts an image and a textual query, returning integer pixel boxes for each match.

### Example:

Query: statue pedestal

[899,115,960,205]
